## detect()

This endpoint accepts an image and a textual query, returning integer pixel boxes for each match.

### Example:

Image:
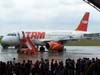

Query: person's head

[13,58,16,60]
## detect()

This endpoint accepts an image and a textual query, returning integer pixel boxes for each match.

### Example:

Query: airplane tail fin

[75,12,90,32]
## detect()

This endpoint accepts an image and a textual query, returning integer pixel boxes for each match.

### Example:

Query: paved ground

[0,45,100,63]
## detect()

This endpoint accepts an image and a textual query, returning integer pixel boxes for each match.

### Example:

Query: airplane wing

[32,32,100,45]
[32,36,78,45]
[39,37,71,42]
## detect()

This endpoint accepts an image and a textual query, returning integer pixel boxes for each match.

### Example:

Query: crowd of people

[0,57,100,75]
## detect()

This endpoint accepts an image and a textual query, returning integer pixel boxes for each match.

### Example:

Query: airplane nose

[1,36,8,45]
[1,37,5,43]
[0,36,7,48]
[0,36,3,44]
[1,36,20,47]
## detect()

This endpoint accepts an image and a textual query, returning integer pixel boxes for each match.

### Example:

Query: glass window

[7,33,16,36]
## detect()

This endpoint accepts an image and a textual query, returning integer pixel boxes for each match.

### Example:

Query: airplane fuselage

[1,30,88,47]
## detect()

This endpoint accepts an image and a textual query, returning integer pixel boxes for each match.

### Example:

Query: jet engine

[46,41,63,51]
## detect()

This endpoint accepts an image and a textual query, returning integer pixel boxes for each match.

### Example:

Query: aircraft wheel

[2,45,8,49]
[15,45,19,49]
[58,50,63,52]
[40,46,45,52]
[17,50,20,53]
[58,48,64,52]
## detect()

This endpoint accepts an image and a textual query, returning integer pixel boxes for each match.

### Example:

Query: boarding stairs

[18,32,38,54]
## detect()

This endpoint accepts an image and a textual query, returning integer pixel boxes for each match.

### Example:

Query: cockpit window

[7,33,16,36]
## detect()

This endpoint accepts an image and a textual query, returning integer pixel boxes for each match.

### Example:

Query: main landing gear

[39,46,45,52]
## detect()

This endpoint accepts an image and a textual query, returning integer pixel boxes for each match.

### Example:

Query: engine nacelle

[46,41,63,51]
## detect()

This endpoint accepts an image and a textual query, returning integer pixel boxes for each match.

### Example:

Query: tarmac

[0,45,100,63]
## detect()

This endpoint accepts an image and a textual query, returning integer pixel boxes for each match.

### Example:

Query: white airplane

[1,12,90,52]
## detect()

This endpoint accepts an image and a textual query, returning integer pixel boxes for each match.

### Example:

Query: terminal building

[83,33,100,40]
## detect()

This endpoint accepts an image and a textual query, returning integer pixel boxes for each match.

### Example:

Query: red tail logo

[75,12,90,32]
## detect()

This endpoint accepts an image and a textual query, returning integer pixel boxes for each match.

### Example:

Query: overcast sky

[0,0,100,35]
